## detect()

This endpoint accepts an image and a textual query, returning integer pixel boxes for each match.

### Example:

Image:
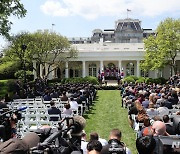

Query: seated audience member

[157,102,169,116]
[69,97,79,111]
[136,136,156,154]
[60,91,68,101]
[152,121,169,136]
[146,102,158,118]
[81,130,88,154]
[62,103,73,116]
[101,128,132,154]
[48,101,61,121]
[142,96,150,109]
[139,118,153,137]
[43,91,52,101]
[0,97,8,109]
[163,115,175,135]
[128,100,142,127]
[87,140,102,154]
[89,132,108,147]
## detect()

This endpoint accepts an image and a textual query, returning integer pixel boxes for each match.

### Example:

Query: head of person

[109,129,122,141]
[163,115,170,123]
[50,100,55,107]
[70,97,74,101]
[135,100,143,111]
[152,121,167,136]
[64,103,70,109]
[90,132,99,141]
[148,102,154,109]
[136,136,156,154]
[87,140,102,154]
[63,91,66,96]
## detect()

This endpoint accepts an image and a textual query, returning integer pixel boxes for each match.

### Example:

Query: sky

[0,0,180,50]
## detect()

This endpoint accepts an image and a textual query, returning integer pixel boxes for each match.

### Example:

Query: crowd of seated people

[0,78,97,141]
[121,74,180,153]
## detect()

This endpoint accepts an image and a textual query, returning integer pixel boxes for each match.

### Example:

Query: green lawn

[0,80,10,98]
[84,90,137,154]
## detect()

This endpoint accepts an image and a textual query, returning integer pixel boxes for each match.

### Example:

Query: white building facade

[34,18,180,80]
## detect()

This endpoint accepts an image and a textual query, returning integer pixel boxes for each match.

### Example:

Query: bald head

[152,121,166,136]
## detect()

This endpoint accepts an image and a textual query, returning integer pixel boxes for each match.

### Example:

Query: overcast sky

[0,0,180,50]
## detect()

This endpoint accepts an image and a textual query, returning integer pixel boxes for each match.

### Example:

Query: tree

[141,18,180,75]
[0,0,27,39]
[3,30,77,79]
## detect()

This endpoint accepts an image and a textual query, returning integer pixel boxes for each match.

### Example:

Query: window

[140,70,149,77]
[75,69,79,77]
[89,64,97,77]
[126,63,134,76]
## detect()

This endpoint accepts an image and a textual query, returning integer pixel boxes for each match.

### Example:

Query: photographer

[101,129,131,154]
[87,140,102,154]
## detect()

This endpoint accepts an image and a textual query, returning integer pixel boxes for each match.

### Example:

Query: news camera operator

[0,105,26,141]
[31,115,86,154]
[101,128,131,154]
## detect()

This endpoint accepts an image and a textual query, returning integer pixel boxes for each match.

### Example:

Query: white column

[118,60,122,72]
[40,64,43,78]
[65,62,69,78]
[100,60,103,73]
[48,65,53,80]
[137,60,140,77]
[33,61,37,79]
[82,61,86,77]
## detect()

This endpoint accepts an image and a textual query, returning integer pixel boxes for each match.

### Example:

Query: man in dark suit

[48,101,61,121]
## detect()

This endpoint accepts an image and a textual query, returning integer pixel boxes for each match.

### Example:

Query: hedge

[123,76,167,84]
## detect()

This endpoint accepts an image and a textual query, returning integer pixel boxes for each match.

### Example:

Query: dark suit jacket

[48,107,61,121]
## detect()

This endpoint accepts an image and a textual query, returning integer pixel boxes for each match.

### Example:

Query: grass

[0,79,15,98]
[84,90,137,154]
[0,80,10,98]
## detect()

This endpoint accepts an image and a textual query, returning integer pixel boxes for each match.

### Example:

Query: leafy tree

[141,18,180,75]
[3,30,77,79]
[0,0,27,39]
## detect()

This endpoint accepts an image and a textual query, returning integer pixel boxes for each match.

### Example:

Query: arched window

[89,64,97,77]
[126,62,134,76]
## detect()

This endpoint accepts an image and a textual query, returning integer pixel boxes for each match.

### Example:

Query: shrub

[136,77,146,83]
[129,75,139,81]
[14,70,34,81]
[56,76,99,85]
[0,61,20,79]
[157,77,167,84]
[123,76,135,83]
[145,78,154,84]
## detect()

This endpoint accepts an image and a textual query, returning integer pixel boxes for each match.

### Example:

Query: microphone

[17,106,27,112]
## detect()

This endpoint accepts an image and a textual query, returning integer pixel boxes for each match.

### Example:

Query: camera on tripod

[30,115,86,154]
[108,139,126,154]
[0,107,26,141]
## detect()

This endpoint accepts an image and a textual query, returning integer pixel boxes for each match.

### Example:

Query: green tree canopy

[0,0,27,39]
[3,30,77,79]
[141,18,180,74]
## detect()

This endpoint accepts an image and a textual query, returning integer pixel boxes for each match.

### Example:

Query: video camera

[30,115,86,154]
[108,139,126,154]
[0,106,27,141]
